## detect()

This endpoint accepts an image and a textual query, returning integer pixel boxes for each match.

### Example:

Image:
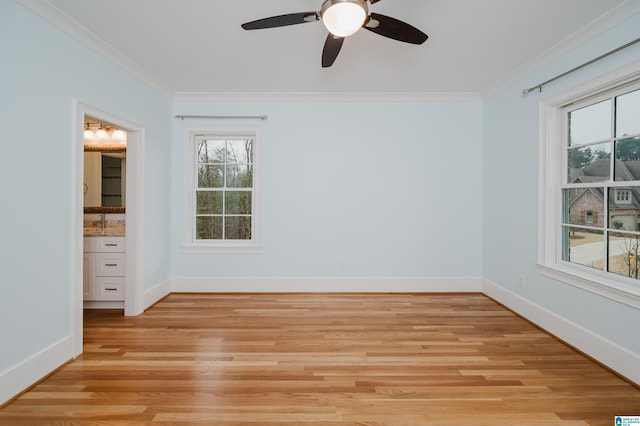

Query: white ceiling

[33,0,638,95]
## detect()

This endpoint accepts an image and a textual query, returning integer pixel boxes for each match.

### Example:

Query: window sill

[181,243,262,254]
[537,262,640,309]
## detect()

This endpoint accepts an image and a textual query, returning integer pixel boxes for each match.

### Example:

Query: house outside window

[182,127,261,252]
[538,64,640,308]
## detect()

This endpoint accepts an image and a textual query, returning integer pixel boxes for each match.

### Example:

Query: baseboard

[169,276,483,293]
[0,335,74,406]
[144,278,171,310]
[83,301,124,309]
[482,278,640,386]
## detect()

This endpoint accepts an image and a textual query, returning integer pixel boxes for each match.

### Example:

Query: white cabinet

[83,236,125,302]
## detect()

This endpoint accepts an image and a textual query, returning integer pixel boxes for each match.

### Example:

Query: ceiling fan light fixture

[321,0,368,38]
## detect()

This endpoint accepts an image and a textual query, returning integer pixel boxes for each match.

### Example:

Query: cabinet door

[83,237,95,253]
[83,252,95,300]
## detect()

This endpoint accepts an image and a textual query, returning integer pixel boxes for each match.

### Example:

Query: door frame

[72,101,145,356]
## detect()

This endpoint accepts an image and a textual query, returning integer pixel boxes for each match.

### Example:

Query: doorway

[73,101,145,356]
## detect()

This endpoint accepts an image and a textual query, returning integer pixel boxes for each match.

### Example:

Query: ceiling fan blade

[364,13,428,45]
[322,34,345,68]
[241,12,318,30]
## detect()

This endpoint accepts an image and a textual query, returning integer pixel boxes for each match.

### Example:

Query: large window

[538,63,640,308]
[562,85,640,278]
[183,128,260,252]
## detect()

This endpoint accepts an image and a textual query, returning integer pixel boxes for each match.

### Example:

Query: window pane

[614,137,640,181]
[563,188,604,227]
[226,139,253,164]
[567,143,611,182]
[616,89,640,138]
[568,99,611,145]
[196,216,222,240]
[198,139,226,163]
[225,191,252,215]
[609,188,637,231]
[225,216,251,240]
[226,164,253,188]
[198,164,224,188]
[608,232,640,280]
[196,191,223,214]
[562,226,604,270]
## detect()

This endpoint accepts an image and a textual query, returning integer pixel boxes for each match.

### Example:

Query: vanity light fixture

[84,121,127,146]
[321,0,368,37]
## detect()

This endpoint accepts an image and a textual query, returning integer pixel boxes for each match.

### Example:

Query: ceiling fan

[241,0,428,68]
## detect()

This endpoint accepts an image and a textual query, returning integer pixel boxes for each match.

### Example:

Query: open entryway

[73,101,145,356]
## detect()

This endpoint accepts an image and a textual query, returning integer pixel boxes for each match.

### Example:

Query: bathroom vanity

[83,217,125,309]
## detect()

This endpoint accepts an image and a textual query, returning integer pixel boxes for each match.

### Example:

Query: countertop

[84,227,125,237]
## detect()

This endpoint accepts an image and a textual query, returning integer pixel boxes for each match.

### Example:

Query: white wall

[0,1,172,404]
[170,98,484,291]
[483,12,640,378]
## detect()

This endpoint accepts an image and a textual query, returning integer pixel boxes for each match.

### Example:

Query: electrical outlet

[518,275,525,287]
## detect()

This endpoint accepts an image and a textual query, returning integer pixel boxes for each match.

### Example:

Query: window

[182,127,260,252]
[615,189,631,204]
[585,210,594,224]
[538,63,640,308]
[562,85,640,276]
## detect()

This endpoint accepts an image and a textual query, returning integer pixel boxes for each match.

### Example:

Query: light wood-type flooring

[1,293,639,425]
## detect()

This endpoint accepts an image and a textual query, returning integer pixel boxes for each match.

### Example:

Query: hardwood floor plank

[1,293,638,425]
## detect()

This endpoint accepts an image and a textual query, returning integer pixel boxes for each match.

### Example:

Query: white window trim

[181,125,261,253]
[537,59,640,309]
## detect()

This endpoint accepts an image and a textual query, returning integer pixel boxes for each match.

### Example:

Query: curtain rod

[522,36,640,96]
[175,114,268,120]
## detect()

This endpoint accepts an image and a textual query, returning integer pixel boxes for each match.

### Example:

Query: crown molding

[172,91,482,103]
[16,0,174,99]
[482,0,640,98]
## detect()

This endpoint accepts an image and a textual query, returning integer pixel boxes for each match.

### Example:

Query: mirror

[83,118,127,214]
[83,146,126,213]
